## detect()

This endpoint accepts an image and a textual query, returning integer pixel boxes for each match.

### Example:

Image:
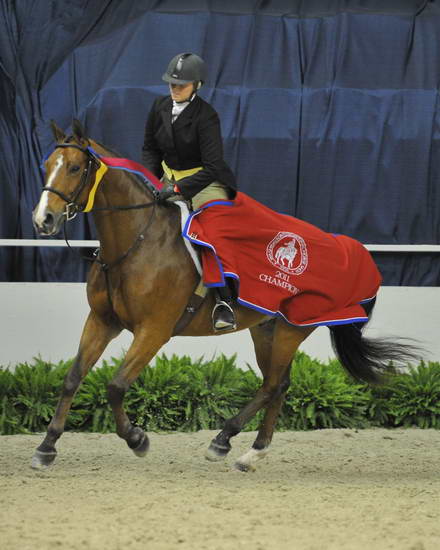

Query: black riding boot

[212,285,237,332]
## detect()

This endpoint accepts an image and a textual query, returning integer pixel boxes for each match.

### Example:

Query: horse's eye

[69,165,81,174]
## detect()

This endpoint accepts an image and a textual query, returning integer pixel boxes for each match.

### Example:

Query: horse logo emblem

[266,232,308,275]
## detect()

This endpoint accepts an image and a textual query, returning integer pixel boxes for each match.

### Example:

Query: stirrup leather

[212,300,237,332]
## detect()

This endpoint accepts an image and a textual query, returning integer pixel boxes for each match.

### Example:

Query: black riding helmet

[162,53,207,86]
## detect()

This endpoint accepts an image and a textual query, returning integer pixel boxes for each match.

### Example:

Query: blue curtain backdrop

[0,0,438,284]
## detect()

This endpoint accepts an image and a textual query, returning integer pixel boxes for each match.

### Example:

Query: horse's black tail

[328,301,423,384]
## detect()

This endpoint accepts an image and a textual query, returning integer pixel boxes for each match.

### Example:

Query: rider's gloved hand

[157,186,178,203]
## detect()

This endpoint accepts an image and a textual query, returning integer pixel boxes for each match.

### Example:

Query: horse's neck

[91,143,163,264]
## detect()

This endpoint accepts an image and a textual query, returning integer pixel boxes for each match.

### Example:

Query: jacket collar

[173,94,200,130]
[160,95,200,136]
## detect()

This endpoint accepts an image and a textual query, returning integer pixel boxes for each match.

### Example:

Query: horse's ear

[50,120,66,143]
[72,118,87,142]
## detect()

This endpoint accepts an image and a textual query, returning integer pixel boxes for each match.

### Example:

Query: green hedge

[1,353,440,435]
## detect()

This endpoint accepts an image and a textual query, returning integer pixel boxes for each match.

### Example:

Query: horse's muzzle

[32,208,64,236]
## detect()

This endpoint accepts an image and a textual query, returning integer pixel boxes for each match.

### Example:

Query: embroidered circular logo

[266,232,308,275]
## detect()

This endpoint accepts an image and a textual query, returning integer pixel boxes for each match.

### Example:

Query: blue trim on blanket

[359,296,376,304]
[182,208,199,236]
[183,209,226,286]
[197,200,234,210]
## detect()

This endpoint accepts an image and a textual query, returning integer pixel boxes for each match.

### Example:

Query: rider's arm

[176,111,235,200]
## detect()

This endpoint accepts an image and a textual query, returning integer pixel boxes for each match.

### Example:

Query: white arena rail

[0,239,439,252]
[0,239,99,247]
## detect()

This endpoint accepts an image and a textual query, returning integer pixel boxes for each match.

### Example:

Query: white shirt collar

[171,93,195,123]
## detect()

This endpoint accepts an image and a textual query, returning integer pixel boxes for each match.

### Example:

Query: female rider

[142,53,237,332]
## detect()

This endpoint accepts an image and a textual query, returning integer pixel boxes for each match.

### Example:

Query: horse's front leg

[107,326,170,457]
[31,312,121,469]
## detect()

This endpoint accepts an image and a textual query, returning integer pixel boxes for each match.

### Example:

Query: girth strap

[172,280,208,335]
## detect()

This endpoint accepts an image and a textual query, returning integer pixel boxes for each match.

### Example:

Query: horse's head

[33,119,102,236]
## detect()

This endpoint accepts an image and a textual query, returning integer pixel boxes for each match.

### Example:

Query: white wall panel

[1,283,438,369]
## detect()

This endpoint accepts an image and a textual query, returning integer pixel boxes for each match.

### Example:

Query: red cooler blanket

[183,192,382,327]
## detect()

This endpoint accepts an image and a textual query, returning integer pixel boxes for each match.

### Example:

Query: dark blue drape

[0,0,438,284]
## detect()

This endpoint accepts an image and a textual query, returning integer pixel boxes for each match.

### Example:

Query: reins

[92,202,155,212]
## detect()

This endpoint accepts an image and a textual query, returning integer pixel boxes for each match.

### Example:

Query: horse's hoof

[234,460,256,473]
[31,449,57,470]
[205,440,231,462]
[132,435,149,457]
[128,428,150,458]
[234,447,269,472]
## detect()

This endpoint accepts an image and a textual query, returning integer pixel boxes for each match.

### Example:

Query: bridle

[42,143,101,221]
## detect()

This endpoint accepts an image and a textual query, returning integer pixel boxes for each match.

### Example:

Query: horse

[31,119,419,472]
[275,239,297,269]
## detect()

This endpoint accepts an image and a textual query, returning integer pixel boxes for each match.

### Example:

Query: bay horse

[31,120,418,472]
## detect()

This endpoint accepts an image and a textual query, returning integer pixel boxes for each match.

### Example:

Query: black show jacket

[142,95,236,200]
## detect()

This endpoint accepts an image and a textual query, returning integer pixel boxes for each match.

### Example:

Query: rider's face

[169,82,194,103]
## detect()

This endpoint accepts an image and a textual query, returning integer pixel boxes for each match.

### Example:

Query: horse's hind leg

[31,312,120,469]
[205,319,276,462]
[205,319,275,461]
[235,323,315,472]
[234,365,292,472]
[206,320,313,468]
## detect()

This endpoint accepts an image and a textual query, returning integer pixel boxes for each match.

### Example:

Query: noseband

[42,143,101,221]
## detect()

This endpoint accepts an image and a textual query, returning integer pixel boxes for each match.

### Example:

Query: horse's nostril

[43,213,54,228]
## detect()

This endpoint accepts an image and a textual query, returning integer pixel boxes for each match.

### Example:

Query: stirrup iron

[212,300,237,332]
